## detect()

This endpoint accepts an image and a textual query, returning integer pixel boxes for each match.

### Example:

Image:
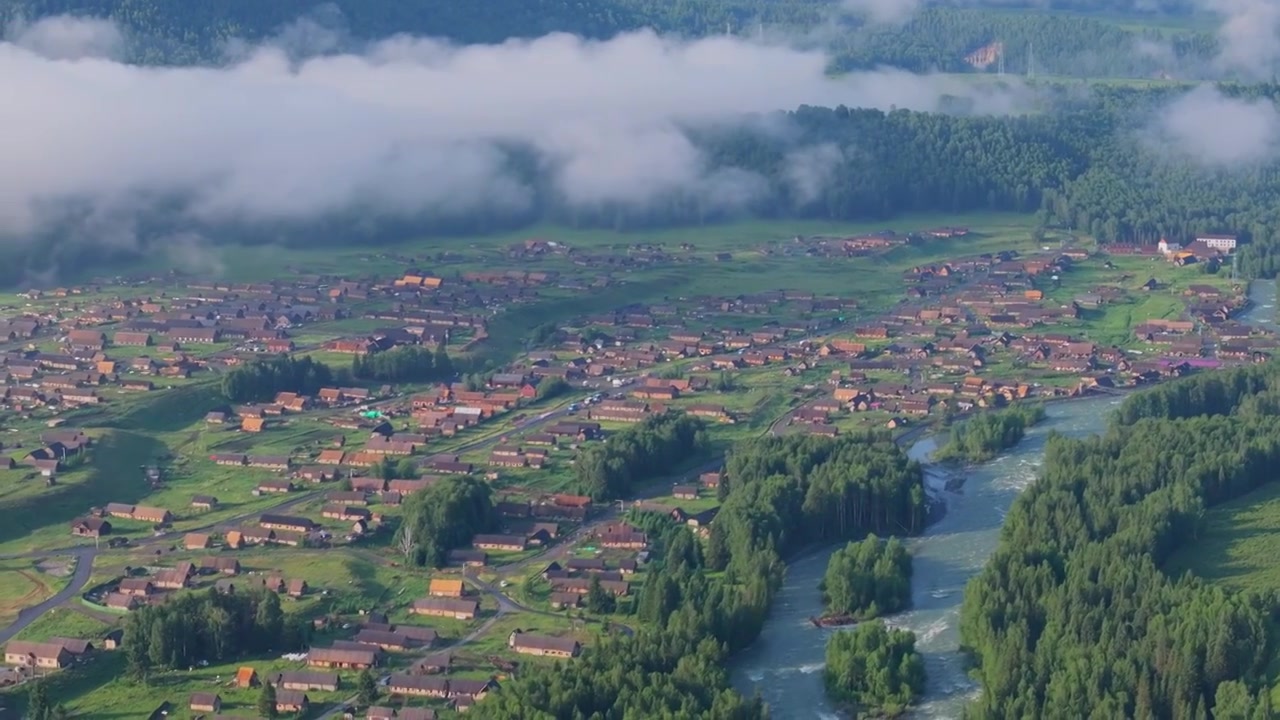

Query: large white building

[1196,234,1238,252]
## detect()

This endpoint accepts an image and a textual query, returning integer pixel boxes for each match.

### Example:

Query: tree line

[124,587,310,680]
[350,344,452,383]
[933,402,1046,463]
[220,354,343,402]
[395,474,496,567]
[820,535,912,620]
[709,432,926,574]
[959,364,1280,718]
[574,411,709,500]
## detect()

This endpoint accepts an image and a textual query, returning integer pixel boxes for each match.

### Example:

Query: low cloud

[1148,85,1280,165]
[5,15,124,60]
[784,144,846,205]
[0,18,1027,246]
[1200,0,1280,77]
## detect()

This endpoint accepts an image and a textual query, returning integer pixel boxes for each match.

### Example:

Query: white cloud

[0,18,1025,243]
[1200,0,1280,77]
[1149,84,1280,166]
[5,15,124,60]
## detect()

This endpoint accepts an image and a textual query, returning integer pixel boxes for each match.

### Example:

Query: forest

[819,535,912,620]
[708,432,925,574]
[395,475,496,567]
[831,8,1216,78]
[123,588,310,679]
[824,621,925,717]
[933,402,1046,462]
[573,411,709,501]
[959,363,1280,718]
[219,354,342,403]
[350,344,452,383]
[0,0,1211,77]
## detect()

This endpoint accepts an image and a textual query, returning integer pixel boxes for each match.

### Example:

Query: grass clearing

[13,606,113,643]
[1165,481,1280,594]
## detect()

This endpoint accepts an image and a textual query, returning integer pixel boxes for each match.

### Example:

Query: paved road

[0,548,97,644]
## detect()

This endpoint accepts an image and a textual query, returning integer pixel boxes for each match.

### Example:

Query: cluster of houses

[541,557,637,609]
[94,557,310,611]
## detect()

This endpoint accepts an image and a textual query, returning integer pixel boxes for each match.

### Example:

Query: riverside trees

[960,364,1280,718]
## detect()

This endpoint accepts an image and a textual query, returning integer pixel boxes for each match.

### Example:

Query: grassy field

[1165,482,1280,594]
[13,606,113,643]
[0,559,70,626]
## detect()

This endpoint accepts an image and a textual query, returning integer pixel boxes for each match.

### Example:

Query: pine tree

[28,680,50,720]
[357,668,379,706]
[258,682,278,718]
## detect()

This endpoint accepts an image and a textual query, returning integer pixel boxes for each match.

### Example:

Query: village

[0,217,1269,718]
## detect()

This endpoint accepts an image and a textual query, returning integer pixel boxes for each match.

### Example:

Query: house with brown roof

[273,670,339,692]
[387,673,450,698]
[184,533,211,550]
[353,629,432,651]
[70,517,111,538]
[118,578,154,596]
[104,592,138,611]
[307,646,379,669]
[235,666,259,688]
[411,598,478,620]
[472,534,527,552]
[257,479,294,494]
[4,641,70,668]
[200,557,241,576]
[189,693,222,713]
[507,630,581,658]
[259,514,316,532]
[276,690,310,714]
[241,416,266,433]
[316,449,346,464]
[153,568,189,591]
[428,578,466,598]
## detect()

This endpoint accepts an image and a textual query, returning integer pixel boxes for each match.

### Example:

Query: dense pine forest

[960,364,1280,718]
[0,0,1209,69]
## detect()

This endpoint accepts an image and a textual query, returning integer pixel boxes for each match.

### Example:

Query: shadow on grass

[0,431,167,548]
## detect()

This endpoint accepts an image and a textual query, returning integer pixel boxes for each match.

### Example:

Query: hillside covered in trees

[960,363,1280,717]
[0,0,1209,71]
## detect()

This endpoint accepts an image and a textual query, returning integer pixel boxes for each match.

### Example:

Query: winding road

[0,547,97,644]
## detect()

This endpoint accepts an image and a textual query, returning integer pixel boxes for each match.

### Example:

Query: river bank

[729,395,1120,720]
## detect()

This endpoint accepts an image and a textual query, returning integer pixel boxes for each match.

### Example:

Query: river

[730,395,1121,720]
[731,279,1280,719]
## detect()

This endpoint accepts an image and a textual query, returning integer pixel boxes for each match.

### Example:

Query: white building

[1196,234,1238,252]
[1157,238,1182,255]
